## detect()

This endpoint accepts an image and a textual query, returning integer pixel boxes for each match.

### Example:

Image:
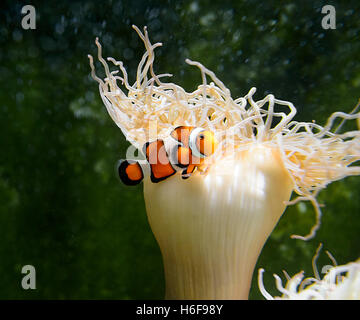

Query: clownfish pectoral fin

[181,169,191,180]
[181,164,196,180]
[117,159,144,186]
[174,145,191,168]
[144,140,177,183]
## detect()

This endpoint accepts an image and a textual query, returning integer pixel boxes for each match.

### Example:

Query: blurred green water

[0,0,359,299]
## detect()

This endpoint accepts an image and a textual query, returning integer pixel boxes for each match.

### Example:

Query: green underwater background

[0,0,359,299]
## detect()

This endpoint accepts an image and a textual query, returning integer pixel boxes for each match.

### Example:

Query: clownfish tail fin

[116,159,144,186]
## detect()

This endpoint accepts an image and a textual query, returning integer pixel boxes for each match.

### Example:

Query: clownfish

[117,126,218,185]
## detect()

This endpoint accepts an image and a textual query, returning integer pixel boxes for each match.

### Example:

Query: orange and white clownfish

[117,126,218,185]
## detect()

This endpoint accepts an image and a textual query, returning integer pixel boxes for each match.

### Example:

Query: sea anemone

[88,26,360,299]
[258,244,360,300]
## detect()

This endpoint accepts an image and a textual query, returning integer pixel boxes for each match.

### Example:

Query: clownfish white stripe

[189,127,206,159]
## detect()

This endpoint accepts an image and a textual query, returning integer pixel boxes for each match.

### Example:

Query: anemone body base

[144,144,294,300]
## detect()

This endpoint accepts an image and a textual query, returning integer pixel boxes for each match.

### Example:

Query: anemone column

[144,145,293,299]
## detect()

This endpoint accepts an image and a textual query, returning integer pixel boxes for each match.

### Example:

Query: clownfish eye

[198,131,217,157]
